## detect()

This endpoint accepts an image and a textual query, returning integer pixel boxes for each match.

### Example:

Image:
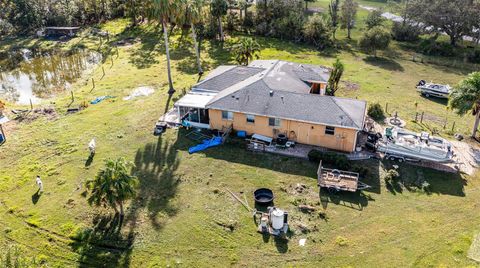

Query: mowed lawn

[0,14,480,267]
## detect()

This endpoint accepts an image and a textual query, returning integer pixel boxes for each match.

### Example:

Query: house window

[246,114,255,124]
[268,117,281,127]
[325,126,335,135]
[222,111,233,120]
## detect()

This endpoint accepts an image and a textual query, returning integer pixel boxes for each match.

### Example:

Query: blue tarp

[0,134,4,144]
[90,96,114,104]
[189,136,223,154]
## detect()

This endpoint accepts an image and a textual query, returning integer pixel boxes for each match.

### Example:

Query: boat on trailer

[416,80,451,99]
[376,127,454,163]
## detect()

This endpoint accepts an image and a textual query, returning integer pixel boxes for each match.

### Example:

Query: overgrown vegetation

[367,102,386,121]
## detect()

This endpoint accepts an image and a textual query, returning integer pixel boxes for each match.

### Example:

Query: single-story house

[173,60,367,153]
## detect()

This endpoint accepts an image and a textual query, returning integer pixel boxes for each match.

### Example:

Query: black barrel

[254,188,274,205]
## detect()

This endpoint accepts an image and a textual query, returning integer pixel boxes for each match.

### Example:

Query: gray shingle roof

[193,66,264,92]
[207,80,366,130]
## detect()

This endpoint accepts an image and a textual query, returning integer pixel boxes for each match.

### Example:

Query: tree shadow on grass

[127,28,163,69]
[319,188,374,211]
[363,56,405,72]
[126,135,181,230]
[70,213,134,267]
[381,160,467,197]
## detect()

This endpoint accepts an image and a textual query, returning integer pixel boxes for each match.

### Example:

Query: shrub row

[308,149,369,178]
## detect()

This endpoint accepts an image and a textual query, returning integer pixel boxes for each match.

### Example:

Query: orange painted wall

[209,109,359,152]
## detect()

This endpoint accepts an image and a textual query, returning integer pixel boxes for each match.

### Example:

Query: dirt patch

[342,81,360,91]
[11,107,58,124]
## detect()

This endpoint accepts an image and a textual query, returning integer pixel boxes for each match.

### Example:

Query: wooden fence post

[452,121,456,132]
[102,66,105,78]
[30,99,33,110]
[415,112,418,122]
[385,102,389,114]
[420,111,424,123]
[71,91,74,102]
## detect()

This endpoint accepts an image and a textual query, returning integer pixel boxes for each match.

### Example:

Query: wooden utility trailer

[317,161,370,192]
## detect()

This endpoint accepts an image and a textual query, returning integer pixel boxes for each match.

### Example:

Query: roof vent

[281,96,284,104]
[231,95,235,98]
[269,90,274,97]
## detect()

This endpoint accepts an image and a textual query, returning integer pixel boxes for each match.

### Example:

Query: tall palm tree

[177,0,204,75]
[211,0,228,42]
[86,158,139,216]
[152,0,179,95]
[449,72,480,137]
[233,37,261,66]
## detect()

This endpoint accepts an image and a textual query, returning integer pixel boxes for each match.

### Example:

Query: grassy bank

[0,13,480,267]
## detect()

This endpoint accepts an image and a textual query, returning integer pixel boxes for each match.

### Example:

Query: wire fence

[384,102,459,135]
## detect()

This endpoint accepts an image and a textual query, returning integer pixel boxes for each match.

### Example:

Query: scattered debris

[454,133,464,141]
[299,238,307,247]
[226,188,251,212]
[294,183,307,193]
[296,222,310,233]
[214,219,238,232]
[67,107,81,114]
[123,86,154,101]
[298,204,316,213]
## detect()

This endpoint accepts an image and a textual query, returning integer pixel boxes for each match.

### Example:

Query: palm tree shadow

[70,213,134,267]
[126,135,181,231]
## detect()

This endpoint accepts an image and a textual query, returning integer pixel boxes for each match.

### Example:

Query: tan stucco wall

[209,109,359,152]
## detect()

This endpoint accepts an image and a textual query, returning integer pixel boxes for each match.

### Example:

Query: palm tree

[152,0,179,95]
[449,72,480,137]
[86,158,139,216]
[211,0,228,42]
[326,58,344,96]
[178,0,204,75]
[233,37,261,66]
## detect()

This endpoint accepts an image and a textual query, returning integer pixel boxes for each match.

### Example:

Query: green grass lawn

[1,16,480,267]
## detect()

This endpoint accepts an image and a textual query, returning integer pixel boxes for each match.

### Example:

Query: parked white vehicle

[416,80,451,99]
[376,127,454,163]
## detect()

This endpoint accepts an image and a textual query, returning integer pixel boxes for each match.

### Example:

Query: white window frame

[246,114,255,124]
[222,111,233,121]
[268,117,281,128]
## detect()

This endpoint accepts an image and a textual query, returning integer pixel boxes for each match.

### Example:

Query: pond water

[0,49,102,104]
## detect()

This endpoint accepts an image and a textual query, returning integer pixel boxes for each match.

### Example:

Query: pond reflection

[0,49,101,104]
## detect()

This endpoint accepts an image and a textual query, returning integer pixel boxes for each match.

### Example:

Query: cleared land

[1,3,480,267]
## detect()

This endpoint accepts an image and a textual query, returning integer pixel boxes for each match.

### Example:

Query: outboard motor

[417,80,426,87]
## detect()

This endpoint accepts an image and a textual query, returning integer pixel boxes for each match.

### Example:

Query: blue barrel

[237,131,247,138]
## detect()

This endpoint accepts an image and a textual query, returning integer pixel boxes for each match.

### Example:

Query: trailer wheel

[425,93,430,98]
[397,157,404,163]
[387,155,395,161]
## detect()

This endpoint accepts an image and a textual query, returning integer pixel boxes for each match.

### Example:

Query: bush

[271,12,305,41]
[359,26,391,57]
[303,14,333,50]
[350,165,369,178]
[365,10,385,30]
[467,48,480,64]
[308,150,350,170]
[417,39,455,57]
[391,22,421,42]
[383,169,399,182]
[367,102,385,121]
